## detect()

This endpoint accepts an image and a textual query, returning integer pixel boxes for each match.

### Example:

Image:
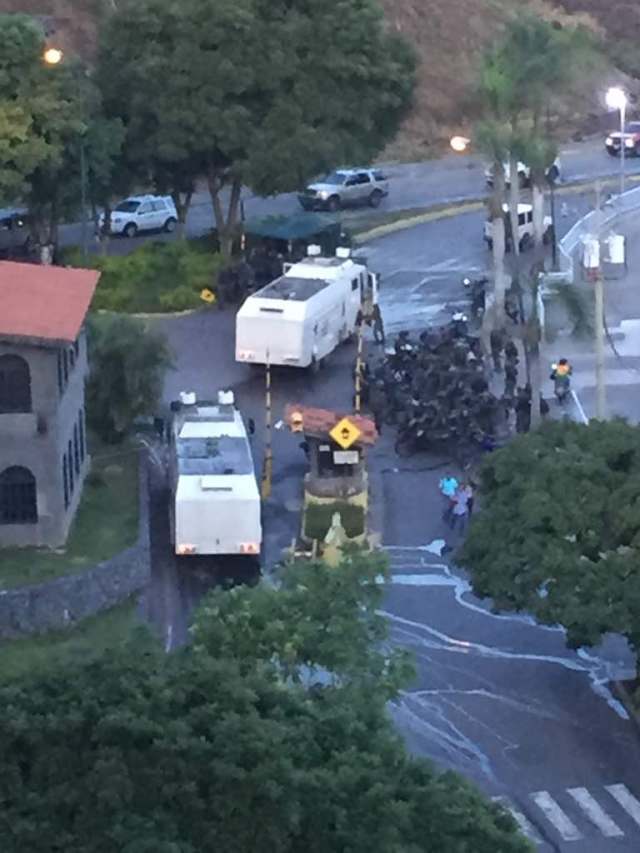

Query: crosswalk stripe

[492,797,542,843]
[606,784,640,828]
[567,787,624,838]
[531,791,582,841]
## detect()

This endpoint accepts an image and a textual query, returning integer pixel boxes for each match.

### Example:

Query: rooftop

[258,276,329,302]
[0,261,100,345]
[284,403,378,445]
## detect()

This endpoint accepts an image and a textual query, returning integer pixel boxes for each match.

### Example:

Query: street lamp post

[606,87,628,197]
[43,46,89,261]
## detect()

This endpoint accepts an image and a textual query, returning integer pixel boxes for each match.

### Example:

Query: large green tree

[86,313,173,443]
[0,14,123,260]
[97,0,416,255]
[0,553,531,852]
[458,420,640,668]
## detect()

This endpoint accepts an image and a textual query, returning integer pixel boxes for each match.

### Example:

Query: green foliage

[86,314,173,442]
[192,550,411,696]
[458,420,640,658]
[0,14,123,243]
[97,0,416,248]
[304,501,365,540]
[62,240,222,312]
[0,553,532,852]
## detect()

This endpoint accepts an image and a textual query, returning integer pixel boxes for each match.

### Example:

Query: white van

[484,203,553,252]
[169,391,261,559]
[235,247,378,369]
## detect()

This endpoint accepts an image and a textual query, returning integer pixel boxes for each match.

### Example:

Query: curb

[352,172,640,246]
[95,306,213,320]
[611,680,640,733]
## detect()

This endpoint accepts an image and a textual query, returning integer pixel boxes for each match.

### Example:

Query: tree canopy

[86,313,173,442]
[0,552,532,852]
[458,420,640,660]
[0,13,123,253]
[97,0,416,252]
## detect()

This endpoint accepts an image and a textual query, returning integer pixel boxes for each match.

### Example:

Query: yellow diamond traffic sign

[200,288,216,304]
[330,416,362,450]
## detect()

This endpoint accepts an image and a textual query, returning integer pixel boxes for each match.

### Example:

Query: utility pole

[261,353,272,499]
[593,181,606,420]
[354,320,364,413]
[80,137,88,261]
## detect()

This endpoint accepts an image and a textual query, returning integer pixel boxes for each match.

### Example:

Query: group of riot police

[361,317,541,460]
[216,246,285,305]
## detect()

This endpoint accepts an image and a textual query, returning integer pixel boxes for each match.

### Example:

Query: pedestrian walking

[372,303,385,345]
[449,485,470,533]
[504,361,518,398]
[490,328,505,372]
[439,473,458,523]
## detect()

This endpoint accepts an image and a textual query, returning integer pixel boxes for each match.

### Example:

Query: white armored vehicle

[169,391,261,559]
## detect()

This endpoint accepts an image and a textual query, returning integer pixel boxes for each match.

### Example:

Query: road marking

[492,796,542,843]
[531,791,582,841]
[571,389,589,424]
[165,623,173,653]
[606,784,640,827]
[567,787,624,837]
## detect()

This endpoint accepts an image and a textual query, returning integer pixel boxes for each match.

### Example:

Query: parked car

[485,159,561,188]
[298,168,389,212]
[605,123,640,157]
[99,195,178,237]
[0,208,32,257]
[483,203,553,252]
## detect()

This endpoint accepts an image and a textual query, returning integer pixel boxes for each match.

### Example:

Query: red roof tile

[0,261,100,345]
[284,403,378,445]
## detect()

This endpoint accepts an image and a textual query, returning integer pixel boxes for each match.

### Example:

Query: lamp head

[606,87,627,112]
[43,47,63,65]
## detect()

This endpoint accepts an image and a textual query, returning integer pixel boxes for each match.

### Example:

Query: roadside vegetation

[0,598,144,684]
[0,437,140,589]
[86,313,173,443]
[62,241,224,312]
[458,419,640,675]
[1,551,532,852]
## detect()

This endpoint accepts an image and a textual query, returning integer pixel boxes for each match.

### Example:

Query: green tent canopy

[244,212,342,242]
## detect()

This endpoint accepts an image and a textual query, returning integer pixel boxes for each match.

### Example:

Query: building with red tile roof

[0,261,99,346]
[0,262,100,548]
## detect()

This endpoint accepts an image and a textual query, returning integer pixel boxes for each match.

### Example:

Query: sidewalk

[544,217,640,423]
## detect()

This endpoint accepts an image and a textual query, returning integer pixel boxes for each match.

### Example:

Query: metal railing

[559,184,640,279]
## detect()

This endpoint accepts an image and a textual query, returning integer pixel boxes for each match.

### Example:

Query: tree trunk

[529,339,542,427]
[171,190,193,240]
[508,152,521,267]
[532,179,546,247]
[207,167,242,259]
[487,161,507,331]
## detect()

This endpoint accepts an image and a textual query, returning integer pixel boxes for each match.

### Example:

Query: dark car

[605,122,640,157]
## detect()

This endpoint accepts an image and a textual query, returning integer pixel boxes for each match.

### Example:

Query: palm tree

[522,265,592,426]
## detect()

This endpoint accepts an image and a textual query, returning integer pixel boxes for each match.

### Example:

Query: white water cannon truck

[235,245,379,370]
[168,390,261,560]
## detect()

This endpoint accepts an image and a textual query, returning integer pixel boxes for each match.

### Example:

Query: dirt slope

[0,0,624,160]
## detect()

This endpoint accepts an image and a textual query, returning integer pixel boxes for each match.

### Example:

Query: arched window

[0,466,37,524]
[0,354,32,413]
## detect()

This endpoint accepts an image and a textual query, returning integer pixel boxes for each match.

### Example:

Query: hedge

[60,241,224,313]
[304,502,365,541]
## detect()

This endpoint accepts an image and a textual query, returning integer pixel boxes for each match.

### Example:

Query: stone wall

[0,455,150,639]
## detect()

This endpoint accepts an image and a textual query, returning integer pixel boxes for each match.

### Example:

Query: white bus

[235,246,378,369]
[169,391,261,559]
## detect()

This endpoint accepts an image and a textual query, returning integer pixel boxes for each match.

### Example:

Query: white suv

[100,195,178,237]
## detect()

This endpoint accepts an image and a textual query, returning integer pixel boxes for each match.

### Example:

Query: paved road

[138,159,640,851]
[59,137,638,253]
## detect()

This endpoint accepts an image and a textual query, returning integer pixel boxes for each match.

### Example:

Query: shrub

[59,240,224,313]
[304,502,365,541]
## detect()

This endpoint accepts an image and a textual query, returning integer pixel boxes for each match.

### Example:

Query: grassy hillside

[3,0,625,160]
